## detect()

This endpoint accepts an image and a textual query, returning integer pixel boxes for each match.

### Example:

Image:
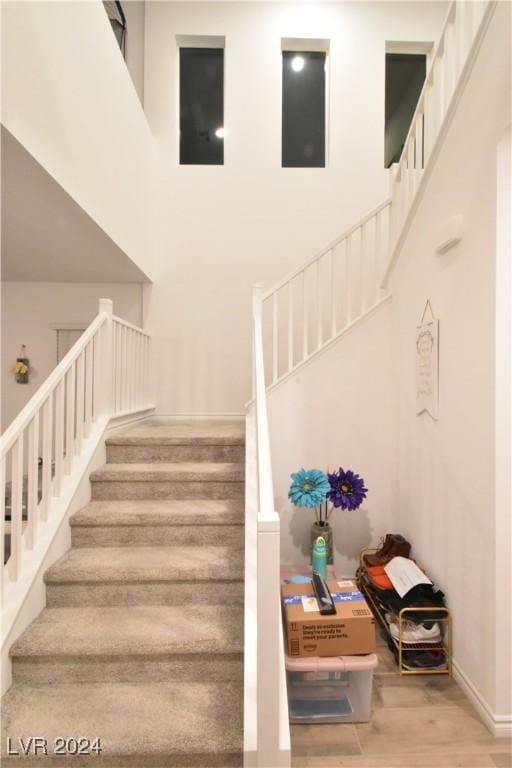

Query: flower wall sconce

[11,345,30,384]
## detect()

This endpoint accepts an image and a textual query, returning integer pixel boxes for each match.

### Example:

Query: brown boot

[364,535,411,567]
[363,534,395,567]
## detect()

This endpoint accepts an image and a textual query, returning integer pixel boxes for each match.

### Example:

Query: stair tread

[11,605,242,658]
[45,546,244,583]
[1,681,242,758]
[107,419,245,446]
[90,462,245,482]
[70,499,244,527]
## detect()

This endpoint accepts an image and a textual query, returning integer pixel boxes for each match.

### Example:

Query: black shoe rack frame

[356,548,452,676]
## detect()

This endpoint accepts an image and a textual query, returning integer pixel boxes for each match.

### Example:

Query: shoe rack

[356,549,452,676]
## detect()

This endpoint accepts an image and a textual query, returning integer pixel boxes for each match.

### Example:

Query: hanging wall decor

[11,345,30,384]
[416,301,439,419]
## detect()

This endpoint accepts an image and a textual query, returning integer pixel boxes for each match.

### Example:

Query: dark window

[180,48,224,166]
[282,51,326,168]
[385,53,426,168]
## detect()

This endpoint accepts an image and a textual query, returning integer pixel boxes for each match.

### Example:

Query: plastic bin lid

[285,652,379,672]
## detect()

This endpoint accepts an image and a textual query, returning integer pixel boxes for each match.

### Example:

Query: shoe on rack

[363,534,395,567]
[390,620,442,644]
[401,649,447,670]
[364,534,411,567]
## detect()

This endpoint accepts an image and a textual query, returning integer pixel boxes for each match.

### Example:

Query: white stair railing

[0,298,152,608]
[262,199,392,388]
[385,0,496,282]
[112,315,152,416]
[244,285,290,767]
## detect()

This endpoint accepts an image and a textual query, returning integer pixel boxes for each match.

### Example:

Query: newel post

[98,298,113,417]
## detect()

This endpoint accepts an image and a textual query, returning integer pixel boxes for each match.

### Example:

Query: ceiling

[1,126,148,283]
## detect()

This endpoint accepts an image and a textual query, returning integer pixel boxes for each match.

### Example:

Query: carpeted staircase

[1,419,245,767]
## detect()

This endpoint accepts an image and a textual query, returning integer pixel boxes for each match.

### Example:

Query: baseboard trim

[154,413,246,420]
[453,659,512,738]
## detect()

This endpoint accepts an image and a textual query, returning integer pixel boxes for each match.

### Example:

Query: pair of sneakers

[386,615,442,645]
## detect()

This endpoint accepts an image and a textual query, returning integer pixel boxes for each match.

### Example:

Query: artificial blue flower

[288,468,330,508]
[327,467,367,510]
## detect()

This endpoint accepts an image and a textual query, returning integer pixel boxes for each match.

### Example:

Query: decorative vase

[15,357,29,384]
[311,522,333,565]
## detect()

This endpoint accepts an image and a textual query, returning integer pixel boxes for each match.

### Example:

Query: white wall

[143,1,447,414]
[269,300,395,576]
[1,0,156,281]
[1,283,143,431]
[387,1,511,726]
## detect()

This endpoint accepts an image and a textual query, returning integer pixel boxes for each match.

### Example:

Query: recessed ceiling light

[291,55,305,73]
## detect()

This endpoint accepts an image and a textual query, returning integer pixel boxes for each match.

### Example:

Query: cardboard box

[281,580,376,657]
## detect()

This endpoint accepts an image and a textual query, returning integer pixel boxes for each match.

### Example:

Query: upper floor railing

[0,299,152,604]
[259,1,496,393]
[385,0,496,282]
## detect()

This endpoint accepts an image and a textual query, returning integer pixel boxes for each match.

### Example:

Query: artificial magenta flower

[288,468,330,508]
[327,467,367,510]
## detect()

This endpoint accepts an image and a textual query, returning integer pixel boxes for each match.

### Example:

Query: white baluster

[360,224,367,315]
[346,234,353,324]
[122,326,129,412]
[143,335,149,407]
[54,380,65,496]
[26,413,39,550]
[75,351,84,455]
[92,330,101,421]
[41,396,53,521]
[382,204,391,280]
[130,331,136,411]
[272,292,278,383]
[407,138,416,203]
[98,299,113,416]
[287,282,294,373]
[443,19,455,111]
[415,113,424,178]
[65,365,75,475]
[114,323,121,414]
[434,53,445,137]
[10,435,24,580]
[84,340,93,437]
[302,271,309,361]
[133,331,139,410]
[330,247,337,338]
[316,260,322,349]
[366,217,377,309]
[337,239,347,329]
[138,333,144,409]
